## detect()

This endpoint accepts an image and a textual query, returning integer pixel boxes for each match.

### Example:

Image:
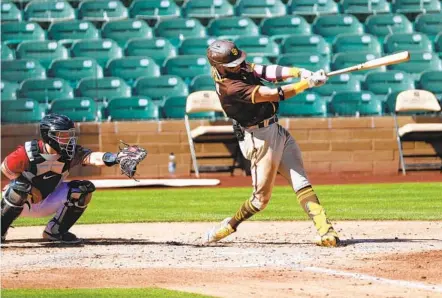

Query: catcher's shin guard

[44,180,95,241]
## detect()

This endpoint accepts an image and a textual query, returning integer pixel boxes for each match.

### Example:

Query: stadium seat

[384,33,433,54]
[179,37,216,55]
[126,37,177,66]
[134,75,188,101]
[332,52,383,78]
[78,0,128,21]
[50,98,97,122]
[392,0,441,15]
[182,0,234,19]
[282,34,330,57]
[106,57,160,86]
[1,80,19,101]
[414,13,442,41]
[17,78,73,104]
[247,55,272,65]
[1,99,44,123]
[1,42,14,60]
[48,20,99,42]
[278,92,327,117]
[289,0,339,20]
[314,74,361,101]
[365,14,413,43]
[418,70,442,100]
[71,39,123,68]
[312,15,364,43]
[364,71,415,99]
[163,95,215,119]
[163,55,210,83]
[277,53,330,72]
[16,40,69,69]
[260,16,311,42]
[48,58,103,87]
[129,0,181,20]
[234,36,280,58]
[107,96,159,121]
[208,16,259,39]
[436,33,442,59]
[101,19,153,48]
[189,74,215,92]
[333,33,382,55]
[155,18,206,46]
[1,22,46,44]
[235,0,286,18]
[341,0,391,20]
[76,77,131,102]
[388,51,442,79]
[331,91,383,116]
[1,59,46,83]
[1,1,23,22]
[24,0,75,22]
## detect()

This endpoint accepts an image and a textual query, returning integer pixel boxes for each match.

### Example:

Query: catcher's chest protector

[22,140,71,199]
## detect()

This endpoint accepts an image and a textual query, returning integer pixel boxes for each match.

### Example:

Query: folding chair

[393,89,442,175]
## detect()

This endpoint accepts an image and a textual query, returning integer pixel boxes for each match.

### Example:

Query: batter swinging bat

[326,51,410,77]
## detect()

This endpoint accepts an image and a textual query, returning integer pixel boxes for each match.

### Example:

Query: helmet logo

[231,48,238,56]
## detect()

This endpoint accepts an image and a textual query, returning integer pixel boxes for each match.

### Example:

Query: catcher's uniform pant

[20,182,70,218]
[239,120,310,210]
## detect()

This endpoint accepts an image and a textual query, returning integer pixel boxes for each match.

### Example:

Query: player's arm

[252,64,313,82]
[1,146,29,180]
[82,152,118,167]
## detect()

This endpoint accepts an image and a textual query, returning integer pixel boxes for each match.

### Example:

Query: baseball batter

[204,40,340,247]
[1,114,146,244]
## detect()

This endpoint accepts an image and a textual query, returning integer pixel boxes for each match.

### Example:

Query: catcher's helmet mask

[207,40,247,71]
[40,113,77,160]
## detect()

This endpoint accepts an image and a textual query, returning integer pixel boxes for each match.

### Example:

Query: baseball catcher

[204,40,340,247]
[1,113,147,244]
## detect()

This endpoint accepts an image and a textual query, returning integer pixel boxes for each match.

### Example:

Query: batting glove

[299,68,314,80]
[307,69,327,88]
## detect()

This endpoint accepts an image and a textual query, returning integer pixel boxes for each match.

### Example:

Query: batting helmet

[40,113,77,160]
[207,40,246,69]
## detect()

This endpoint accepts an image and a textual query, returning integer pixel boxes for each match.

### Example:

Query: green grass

[13,182,442,227]
[2,288,212,298]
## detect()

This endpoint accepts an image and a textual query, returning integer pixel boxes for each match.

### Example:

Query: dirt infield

[2,221,442,298]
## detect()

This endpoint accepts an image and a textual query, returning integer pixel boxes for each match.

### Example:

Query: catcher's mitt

[116,140,147,180]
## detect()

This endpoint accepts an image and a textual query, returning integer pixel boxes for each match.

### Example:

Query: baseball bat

[326,51,410,77]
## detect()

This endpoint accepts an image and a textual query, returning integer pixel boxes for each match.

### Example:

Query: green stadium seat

[71,39,123,68]
[234,36,280,57]
[48,20,99,42]
[1,1,23,22]
[126,37,177,66]
[341,0,391,20]
[333,33,382,55]
[332,52,382,78]
[106,57,160,86]
[107,96,159,121]
[76,77,131,102]
[392,0,441,15]
[1,42,15,60]
[155,18,206,47]
[182,0,234,19]
[17,78,73,104]
[129,0,181,20]
[384,33,433,54]
[179,37,216,55]
[16,40,69,69]
[208,16,259,39]
[312,15,364,44]
[235,0,286,18]
[388,51,442,79]
[134,75,188,101]
[417,70,442,100]
[189,74,215,92]
[364,71,415,98]
[101,19,153,48]
[1,81,19,101]
[282,34,330,57]
[48,58,103,87]
[277,53,330,72]
[289,0,339,18]
[78,0,128,21]
[163,55,211,83]
[24,0,75,22]
[260,16,311,42]
[1,22,46,44]
[436,33,442,59]
[314,74,361,101]
[414,13,442,41]
[246,55,272,64]
[1,99,45,123]
[278,92,327,117]
[331,91,383,116]
[365,14,413,43]
[50,98,97,122]
[1,59,46,83]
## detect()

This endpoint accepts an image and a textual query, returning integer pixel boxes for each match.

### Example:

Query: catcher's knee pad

[67,180,95,208]
[3,179,31,208]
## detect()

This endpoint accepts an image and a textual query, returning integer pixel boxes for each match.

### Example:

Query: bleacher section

[1,0,441,123]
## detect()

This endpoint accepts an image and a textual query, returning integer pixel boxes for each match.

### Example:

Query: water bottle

[168,152,176,175]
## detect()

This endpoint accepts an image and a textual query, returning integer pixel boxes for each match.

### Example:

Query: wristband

[289,67,301,78]
[102,152,118,167]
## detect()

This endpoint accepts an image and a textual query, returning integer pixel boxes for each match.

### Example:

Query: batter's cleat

[315,227,340,247]
[204,217,235,244]
[43,230,82,244]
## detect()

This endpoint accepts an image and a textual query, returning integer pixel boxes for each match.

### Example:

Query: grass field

[14,182,442,226]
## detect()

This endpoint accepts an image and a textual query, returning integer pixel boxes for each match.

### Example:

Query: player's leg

[278,130,340,247]
[43,180,95,244]
[21,182,70,218]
